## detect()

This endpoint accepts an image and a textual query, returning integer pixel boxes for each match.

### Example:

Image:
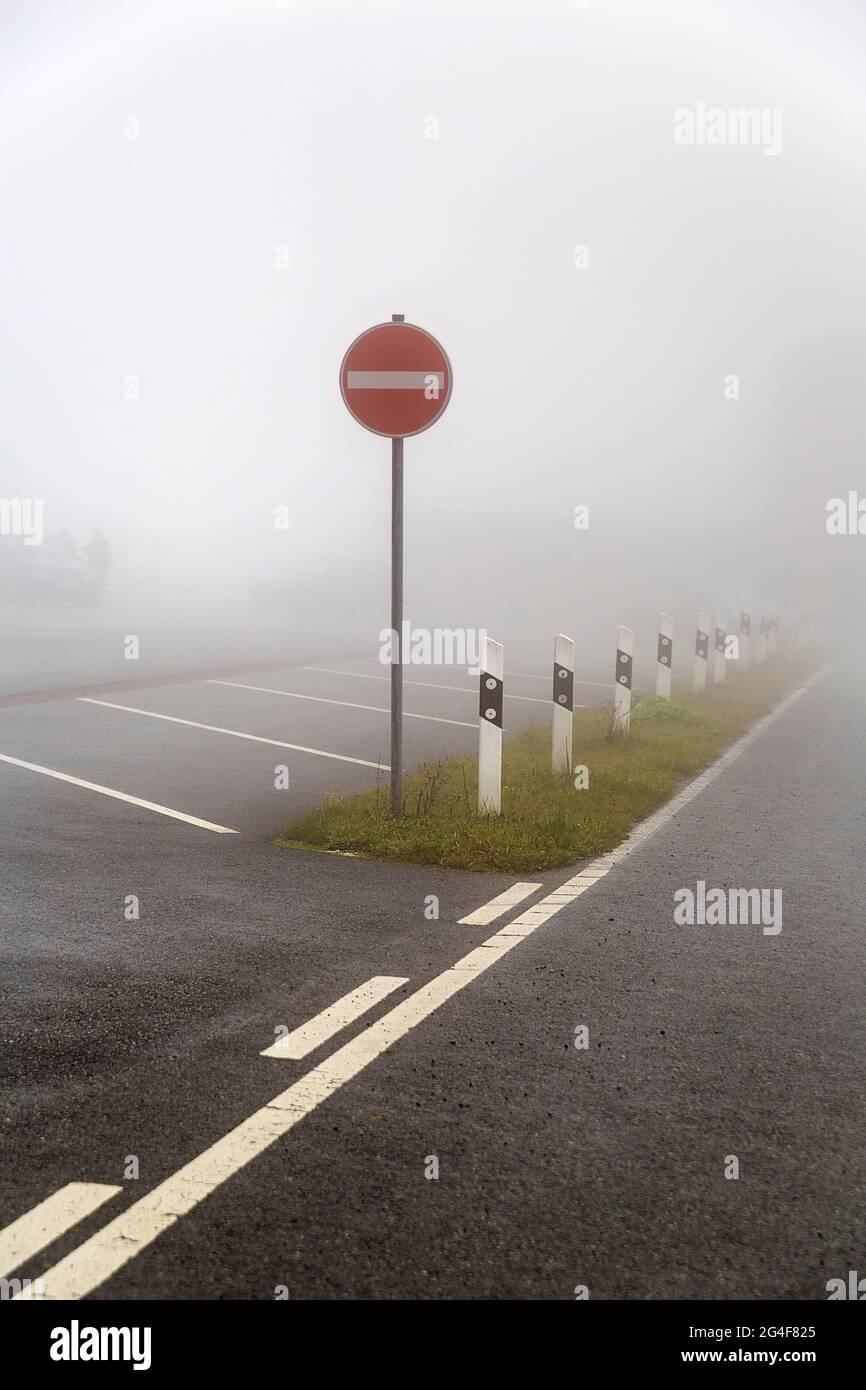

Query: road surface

[1,657,861,1299]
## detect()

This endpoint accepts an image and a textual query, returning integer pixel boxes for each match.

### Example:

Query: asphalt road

[1,656,861,1300]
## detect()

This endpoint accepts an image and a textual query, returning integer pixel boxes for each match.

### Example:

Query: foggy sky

[1,0,864,646]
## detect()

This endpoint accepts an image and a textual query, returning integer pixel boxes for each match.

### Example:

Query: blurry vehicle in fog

[0,529,111,608]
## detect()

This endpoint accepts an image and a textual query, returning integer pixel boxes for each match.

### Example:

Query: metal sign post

[340,315,453,815]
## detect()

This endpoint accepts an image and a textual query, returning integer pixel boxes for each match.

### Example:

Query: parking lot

[0,647,681,841]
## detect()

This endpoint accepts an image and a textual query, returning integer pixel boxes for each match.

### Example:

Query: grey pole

[390,313,405,815]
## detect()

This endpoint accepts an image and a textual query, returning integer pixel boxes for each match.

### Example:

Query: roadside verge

[277,657,817,871]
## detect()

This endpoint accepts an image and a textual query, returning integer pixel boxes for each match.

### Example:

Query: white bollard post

[739,611,751,670]
[477,636,503,815]
[614,625,633,733]
[693,612,709,693]
[713,611,727,685]
[757,615,768,664]
[552,633,575,774]
[656,612,673,701]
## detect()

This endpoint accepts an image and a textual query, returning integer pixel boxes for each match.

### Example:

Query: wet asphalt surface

[1,659,862,1299]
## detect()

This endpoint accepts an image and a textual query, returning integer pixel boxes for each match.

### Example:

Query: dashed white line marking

[77,698,388,771]
[0,1182,121,1280]
[16,872,605,1300]
[20,674,821,1301]
[302,666,569,707]
[458,881,542,925]
[208,679,476,729]
[260,976,409,1060]
[0,754,238,833]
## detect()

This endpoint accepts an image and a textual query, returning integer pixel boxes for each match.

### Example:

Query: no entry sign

[339,313,452,816]
[340,320,453,438]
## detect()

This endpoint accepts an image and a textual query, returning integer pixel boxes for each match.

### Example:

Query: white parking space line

[302,666,565,707]
[260,976,409,1060]
[458,881,542,925]
[509,660,670,687]
[208,679,476,729]
[0,753,238,833]
[0,1182,121,1280]
[20,679,819,1301]
[77,698,389,771]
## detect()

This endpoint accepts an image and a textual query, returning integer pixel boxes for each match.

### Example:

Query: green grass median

[276,657,814,873]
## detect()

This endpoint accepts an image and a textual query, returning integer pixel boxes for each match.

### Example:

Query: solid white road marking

[0,1182,121,1279]
[77,698,389,771]
[302,667,565,707]
[207,679,476,729]
[20,675,820,1300]
[347,370,444,389]
[458,882,542,925]
[0,753,238,833]
[260,976,409,1060]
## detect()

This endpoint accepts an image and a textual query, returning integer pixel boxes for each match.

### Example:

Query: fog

[1,0,864,693]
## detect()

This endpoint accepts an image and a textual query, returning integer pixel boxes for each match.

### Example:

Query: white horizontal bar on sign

[0,1182,122,1279]
[458,882,542,926]
[260,976,409,1060]
[347,371,444,389]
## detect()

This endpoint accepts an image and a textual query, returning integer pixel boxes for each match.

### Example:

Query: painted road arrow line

[17,676,823,1301]
[0,1183,121,1280]
[261,976,409,1060]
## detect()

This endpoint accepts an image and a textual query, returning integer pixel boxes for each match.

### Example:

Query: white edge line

[0,753,238,834]
[20,671,822,1301]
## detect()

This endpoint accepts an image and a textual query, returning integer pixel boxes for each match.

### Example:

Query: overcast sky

[1,0,864,625]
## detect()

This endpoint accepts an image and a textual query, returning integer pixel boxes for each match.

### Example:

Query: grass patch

[276,659,814,872]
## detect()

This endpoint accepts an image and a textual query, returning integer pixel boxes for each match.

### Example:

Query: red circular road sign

[340,320,453,438]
